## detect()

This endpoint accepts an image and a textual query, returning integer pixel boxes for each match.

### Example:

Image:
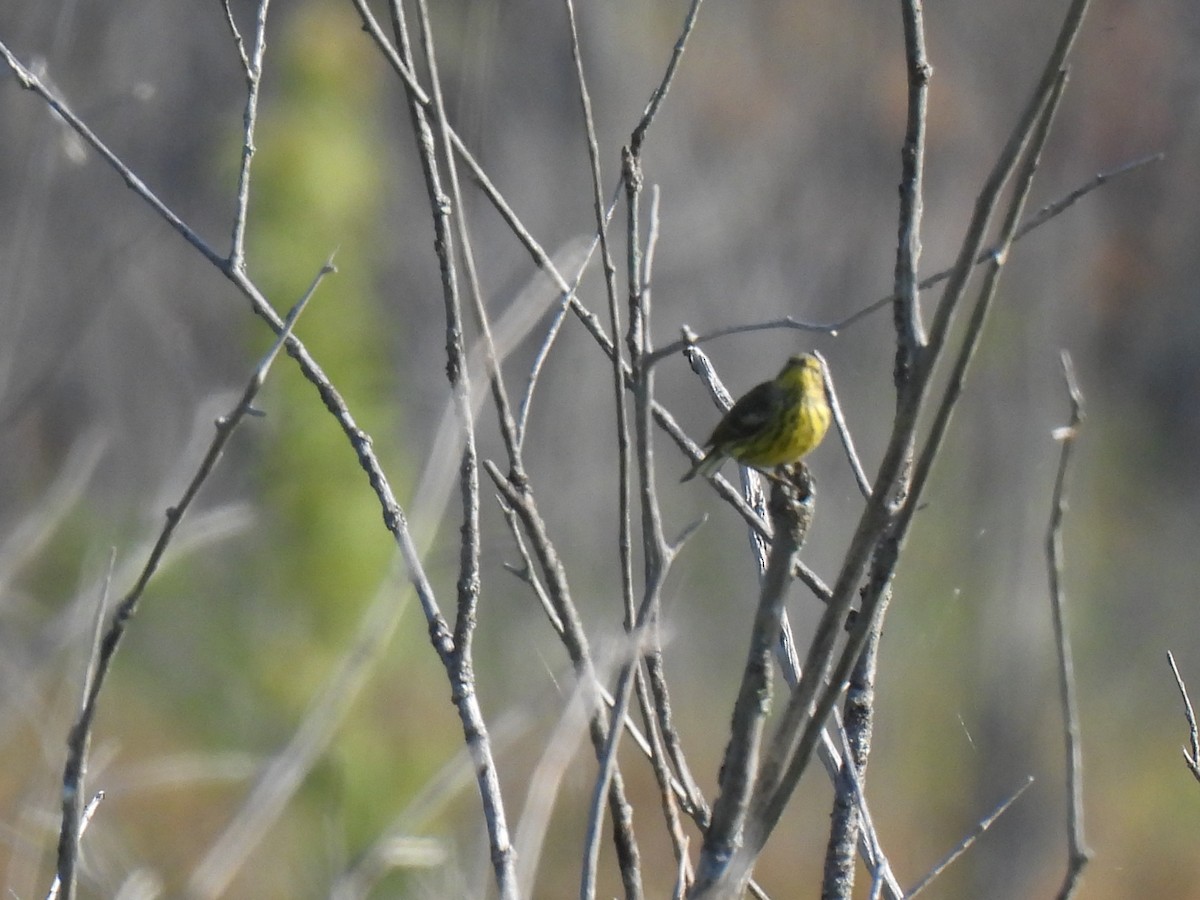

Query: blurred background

[2,0,1199,897]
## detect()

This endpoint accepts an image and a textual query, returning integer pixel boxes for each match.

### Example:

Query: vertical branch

[821,624,884,900]
[229,0,271,272]
[893,0,931,382]
[386,3,516,896]
[580,140,653,900]
[562,2,644,895]
[826,2,928,894]
[486,462,643,900]
[763,65,1071,851]
[691,477,814,898]
[1047,351,1091,900]
[386,0,481,641]
[407,0,483,655]
[903,69,1069,532]
[562,0,637,630]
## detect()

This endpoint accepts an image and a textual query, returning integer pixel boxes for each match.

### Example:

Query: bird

[681,353,832,482]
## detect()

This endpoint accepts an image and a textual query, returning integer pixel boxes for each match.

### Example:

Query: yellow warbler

[682,353,831,482]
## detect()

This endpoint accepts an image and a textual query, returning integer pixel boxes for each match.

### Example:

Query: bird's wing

[708,381,783,446]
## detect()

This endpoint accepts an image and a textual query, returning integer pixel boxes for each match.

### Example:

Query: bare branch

[814,350,871,500]
[54,264,328,900]
[562,2,643,895]
[1047,351,1091,899]
[905,777,1034,898]
[692,477,814,897]
[229,0,270,271]
[629,0,705,155]
[1167,652,1200,784]
[893,0,931,383]
[45,791,103,900]
[387,2,516,891]
[645,152,1160,371]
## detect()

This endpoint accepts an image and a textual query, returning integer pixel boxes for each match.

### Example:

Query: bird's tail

[680,451,721,483]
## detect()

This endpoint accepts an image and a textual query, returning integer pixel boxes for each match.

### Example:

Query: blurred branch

[0,40,226,271]
[45,791,103,900]
[492,498,703,816]
[0,33,448,683]
[514,662,607,898]
[190,562,409,898]
[1047,351,1091,899]
[1166,652,1200,784]
[53,265,326,900]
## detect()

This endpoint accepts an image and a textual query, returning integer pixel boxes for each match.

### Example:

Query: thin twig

[904,777,1034,898]
[1047,351,1091,899]
[515,188,622,448]
[1166,652,1200,783]
[219,0,251,73]
[0,42,226,272]
[629,0,705,155]
[51,550,114,900]
[562,2,644,897]
[229,0,270,271]
[813,350,871,499]
[582,629,652,900]
[334,710,528,900]
[485,460,643,897]
[644,152,1161,371]
[630,183,703,879]
[492,500,700,817]
[513,663,606,898]
[53,263,328,900]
